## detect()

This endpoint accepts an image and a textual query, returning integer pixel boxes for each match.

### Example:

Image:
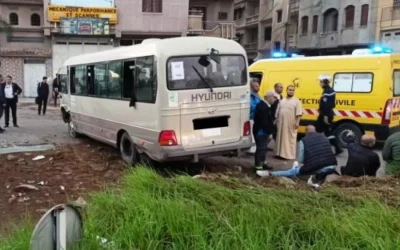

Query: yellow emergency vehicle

[249,49,400,147]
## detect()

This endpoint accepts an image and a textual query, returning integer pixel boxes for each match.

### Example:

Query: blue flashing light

[371,45,393,54]
[272,52,287,58]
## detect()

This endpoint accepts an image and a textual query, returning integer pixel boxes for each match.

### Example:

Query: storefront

[0,48,52,98]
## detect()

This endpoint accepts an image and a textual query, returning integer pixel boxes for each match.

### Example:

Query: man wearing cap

[317,78,343,155]
[37,76,49,115]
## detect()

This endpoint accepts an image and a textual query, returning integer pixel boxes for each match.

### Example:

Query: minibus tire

[119,132,139,166]
[334,123,362,148]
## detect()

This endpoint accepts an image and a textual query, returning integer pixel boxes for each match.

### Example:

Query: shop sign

[0,48,52,57]
[48,5,118,24]
[60,18,110,35]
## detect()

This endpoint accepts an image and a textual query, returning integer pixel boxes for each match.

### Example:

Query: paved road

[0,104,386,176]
[0,104,73,148]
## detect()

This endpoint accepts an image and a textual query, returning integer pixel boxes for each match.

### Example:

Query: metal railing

[187,16,237,39]
[246,14,259,25]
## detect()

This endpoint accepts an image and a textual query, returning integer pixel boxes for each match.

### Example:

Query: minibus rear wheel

[334,123,362,148]
[119,132,139,166]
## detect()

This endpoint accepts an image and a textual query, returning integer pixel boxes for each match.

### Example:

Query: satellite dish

[30,204,83,250]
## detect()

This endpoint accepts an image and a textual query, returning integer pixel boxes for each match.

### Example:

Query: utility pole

[284,0,292,53]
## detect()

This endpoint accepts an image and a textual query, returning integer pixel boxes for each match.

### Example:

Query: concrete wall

[297,0,377,49]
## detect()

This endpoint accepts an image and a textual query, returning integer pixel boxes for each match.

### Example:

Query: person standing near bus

[270,83,283,140]
[316,78,343,155]
[275,85,303,160]
[248,78,262,153]
[253,91,275,171]
[52,74,59,107]
[37,76,49,115]
[4,75,22,128]
[0,75,5,133]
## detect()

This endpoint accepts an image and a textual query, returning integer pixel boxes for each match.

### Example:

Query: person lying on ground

[382,132,400,176]
[256,125,337,180]
[340,135,380,177]
[253,90,275,172]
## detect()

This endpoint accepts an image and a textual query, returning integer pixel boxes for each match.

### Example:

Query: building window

[234,8,243,20]
[218,12,228,20]
[9,13,18,25]
[276,10,282,23]
[333,73,373,93]
[31,13,40,26]
[323,8,338,33]
[301,16,309,35]
[264,27,272,41]
[395,0,400,8]
[108,61,122,98]
[345,5,355,28]
[312,15,318,33]
[360,4,369,26]
[135,56,156,103]
[142,0,162,13]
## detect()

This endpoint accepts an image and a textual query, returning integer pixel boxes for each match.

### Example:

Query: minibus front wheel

[334,122,362,148]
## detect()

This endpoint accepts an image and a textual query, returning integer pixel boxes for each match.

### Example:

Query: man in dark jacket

[340,135,380,177]
[257,125,337,178]
[0,75,5,133]
[253,90,276,171]
[37,76,49,115]
[52,74,59,107]
[3,75,22,128]
[316,78,343,155]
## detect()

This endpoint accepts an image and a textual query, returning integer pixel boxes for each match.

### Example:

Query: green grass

[2,166,400,250]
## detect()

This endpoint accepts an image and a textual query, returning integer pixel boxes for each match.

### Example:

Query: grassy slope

[2,167,400,250]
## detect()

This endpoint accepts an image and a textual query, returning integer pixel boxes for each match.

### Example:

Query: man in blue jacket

[250,78,261,120]
[316,78,343,155]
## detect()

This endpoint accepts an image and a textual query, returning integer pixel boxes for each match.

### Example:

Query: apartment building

[44,0,190,78]
[233,0,299,60]
[188,0,236,40]
[296,0,377,56]
[379,0,400,52]
[0,0,51,98]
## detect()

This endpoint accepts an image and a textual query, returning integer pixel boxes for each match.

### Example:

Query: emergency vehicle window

[393,70,400,96]
[333,73,373,93]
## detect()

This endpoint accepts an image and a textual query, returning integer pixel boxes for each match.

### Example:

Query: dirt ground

[0,104,396,233]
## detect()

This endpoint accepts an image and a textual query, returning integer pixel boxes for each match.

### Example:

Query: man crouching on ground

[256,125,337,180]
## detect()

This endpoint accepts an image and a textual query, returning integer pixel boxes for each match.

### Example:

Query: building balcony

[246,14,259,26]
[188,15,237,40]
[244,42,258,52]
[381,7,400,28]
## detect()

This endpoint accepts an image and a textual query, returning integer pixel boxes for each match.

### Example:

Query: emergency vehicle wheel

[334,123,362,148]
[119,132,139,165]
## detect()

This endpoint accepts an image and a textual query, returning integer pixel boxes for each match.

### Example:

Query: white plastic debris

[32,155,45,161]
[60,185,65,191]
[96,236,114,248]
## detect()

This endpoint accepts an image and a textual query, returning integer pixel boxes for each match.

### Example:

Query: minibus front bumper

[154,137,252,163]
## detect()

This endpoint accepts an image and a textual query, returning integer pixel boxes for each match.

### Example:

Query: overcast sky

[50,0,114,7]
